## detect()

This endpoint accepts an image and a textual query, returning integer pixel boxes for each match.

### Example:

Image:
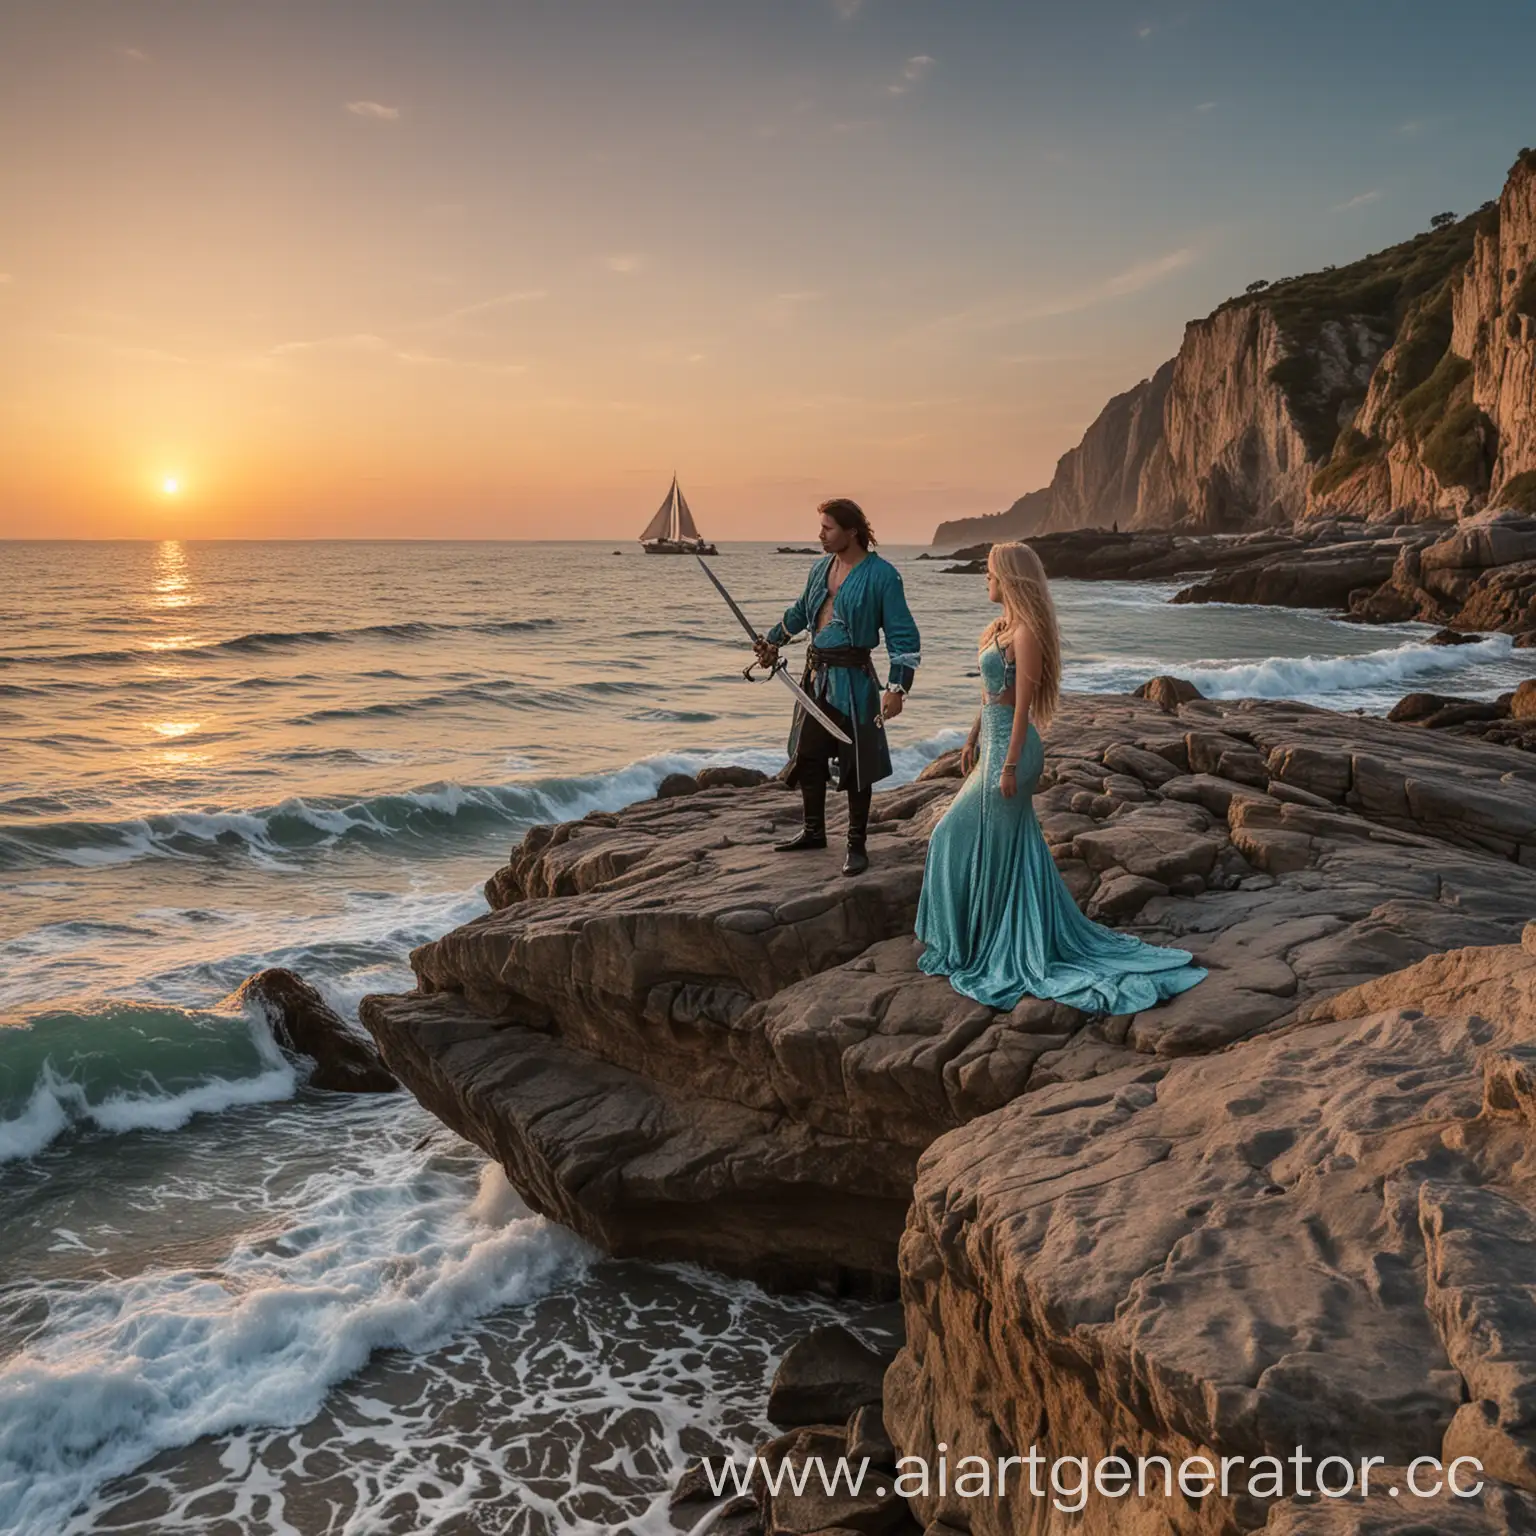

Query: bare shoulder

[1009,621,1039,654]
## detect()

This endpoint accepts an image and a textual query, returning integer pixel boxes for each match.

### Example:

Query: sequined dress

[914,638,1208,1012]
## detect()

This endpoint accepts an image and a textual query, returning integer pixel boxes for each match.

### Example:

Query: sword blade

[695,555,762,644]
[771,662,853,745]
[694,554,852,745]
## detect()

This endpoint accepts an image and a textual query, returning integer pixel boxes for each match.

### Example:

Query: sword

[696,556,853,745]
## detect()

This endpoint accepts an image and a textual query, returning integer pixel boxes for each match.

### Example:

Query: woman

[915,541,1207,1013]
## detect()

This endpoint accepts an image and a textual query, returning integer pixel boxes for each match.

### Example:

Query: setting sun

[162,477,180,495]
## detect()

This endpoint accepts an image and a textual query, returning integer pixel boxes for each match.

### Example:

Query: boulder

[697,765,772,790]
[917,749,965,782]
[656,772,700,798]
[756,1423,918,1535]
[1134,674,1203,713]
[226,968,397,1092]
[767,1326,894,1429]
[844,1403,896,1471]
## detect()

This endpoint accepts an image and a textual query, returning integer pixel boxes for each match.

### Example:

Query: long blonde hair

[980,541,1062,731]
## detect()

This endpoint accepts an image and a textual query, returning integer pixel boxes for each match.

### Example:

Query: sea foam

[1180,632,1515,701]
[0,1150,591,1535]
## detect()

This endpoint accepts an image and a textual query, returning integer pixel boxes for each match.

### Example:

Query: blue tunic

[915,639,1208,1012]
[766,552,922,788]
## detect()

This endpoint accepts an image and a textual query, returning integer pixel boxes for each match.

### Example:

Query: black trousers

[791,709,849,788]
[791,711,872,841]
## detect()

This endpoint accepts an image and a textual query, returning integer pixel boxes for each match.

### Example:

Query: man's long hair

[818,497,877,550]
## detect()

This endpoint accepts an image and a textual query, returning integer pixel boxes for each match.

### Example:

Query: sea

[0,538,1527,1535]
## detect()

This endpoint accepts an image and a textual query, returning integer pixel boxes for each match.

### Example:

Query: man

[754,498,921,875]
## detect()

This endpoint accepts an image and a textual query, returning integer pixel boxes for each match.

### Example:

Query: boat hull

[642,540,717,555]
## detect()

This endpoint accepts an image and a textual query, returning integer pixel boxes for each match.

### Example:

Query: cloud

[119,46,150,62]
[1103,247,1197,297]
[391,348,528,373]
[427,289,549,326]
[907,246,1199,341]
[1334,189,1382,211]
[268,332,392,357]
[346,101,400,121]
[1194,101,1217,113]
[606,253,645,274]
[262,331,526,372]
[831,0,863,18]
[1137,24,1154,39]
[888,55,934,95]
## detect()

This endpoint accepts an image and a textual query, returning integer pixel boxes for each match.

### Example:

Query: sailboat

[640,476,717,555]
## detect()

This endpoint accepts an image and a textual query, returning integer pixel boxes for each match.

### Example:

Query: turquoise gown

[915,639,1208,1013]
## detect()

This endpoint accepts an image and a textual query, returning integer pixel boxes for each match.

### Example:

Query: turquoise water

[0,538,1523,1533]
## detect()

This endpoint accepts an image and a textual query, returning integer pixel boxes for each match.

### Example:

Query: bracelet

[1001,761,1018,771]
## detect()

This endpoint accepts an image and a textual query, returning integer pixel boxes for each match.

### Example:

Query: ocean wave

[287,679,531,725]
[0,617,560,671]
[0,751,774,871]
[1180,632,1515,700]
[0,1148,590,1534]
[0,1003,298,1165]
[0,735,963,874]
[1064,632,1517,706]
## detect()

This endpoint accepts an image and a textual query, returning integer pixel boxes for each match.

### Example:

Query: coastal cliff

[936,151,1536,548]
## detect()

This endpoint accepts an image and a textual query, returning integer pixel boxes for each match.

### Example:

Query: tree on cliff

[1245,279,1270,293]
[1430,211,1456,229]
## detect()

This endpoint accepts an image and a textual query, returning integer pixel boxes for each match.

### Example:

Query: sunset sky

[2,0,1533,543]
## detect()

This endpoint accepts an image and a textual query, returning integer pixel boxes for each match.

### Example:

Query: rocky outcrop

[1167,522,1458,608]
[886,926,1536,1534]
[934,152,1536,546]
[1345,507,1536,638]
[226,967,397,1092]
[1000,509,1536,637]
[937,523,1387,581]
[361,694,1536,1299]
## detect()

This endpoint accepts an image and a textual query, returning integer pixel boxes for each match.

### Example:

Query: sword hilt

[743,634,780,682]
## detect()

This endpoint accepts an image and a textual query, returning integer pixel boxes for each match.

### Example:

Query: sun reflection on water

[150,540,193,611]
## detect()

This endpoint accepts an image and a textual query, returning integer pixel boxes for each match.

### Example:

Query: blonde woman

[914,542,1207,1012]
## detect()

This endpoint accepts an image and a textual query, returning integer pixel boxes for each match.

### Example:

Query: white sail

[640,481,676,541]
[674,486,701,541]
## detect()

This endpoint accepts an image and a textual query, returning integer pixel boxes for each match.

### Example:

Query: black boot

[842,786,872,876]
[775,775,827,851]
